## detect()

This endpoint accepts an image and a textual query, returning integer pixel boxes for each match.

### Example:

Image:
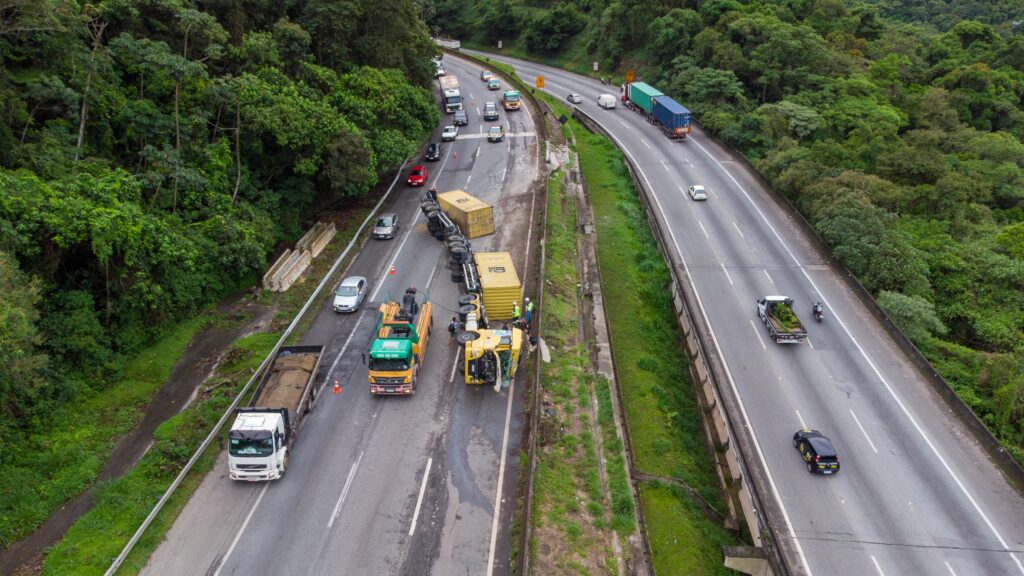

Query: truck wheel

[282,454,289,477]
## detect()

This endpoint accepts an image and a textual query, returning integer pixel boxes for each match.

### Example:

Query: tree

[877,290,948,344]
[0,250,49,421]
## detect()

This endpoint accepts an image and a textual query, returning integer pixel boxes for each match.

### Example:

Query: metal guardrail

[104,162,408,576]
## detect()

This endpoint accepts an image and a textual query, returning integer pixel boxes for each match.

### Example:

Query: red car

[407,165,427,186]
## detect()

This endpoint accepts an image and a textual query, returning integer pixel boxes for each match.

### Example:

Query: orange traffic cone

[333,380,341,394]
[389,265,396,276]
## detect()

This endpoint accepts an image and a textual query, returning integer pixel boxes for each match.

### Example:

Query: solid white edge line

[328,450,364,528]
[945,561,958,576]
[764,269,774,284]
[485,363,517,576]
[687,135,1024,575]
[870,555,886,576]
[213,484,269,576]
[409,457,434,536]
[849,409,879,454]
[795,410,807,430]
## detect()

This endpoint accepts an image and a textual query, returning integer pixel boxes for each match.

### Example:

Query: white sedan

[567,93,583,104]
[688,185,708,201]
[441,125,458,141]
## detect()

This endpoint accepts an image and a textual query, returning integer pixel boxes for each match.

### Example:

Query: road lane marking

[689,131,1024,576]
[795,410,807,429]
[641,138,651,149]
[409,457,433,536]
[732,221,745,238]
[722,266,734,286]
[328,449,364,528]
[370,222,420,302]
[214,484,269,576]
[662,161,671,174]
[618,119,629,129]
[945,561,958,576]
[751,320,767,350]
[424,259,442,293]
[697,221,709,239]
[850,409,878,453]
[485,352,517,576]
[501,167,507,182]
[322,312,366,392]
[764,269,774,284]
[870,555,885,576]
[677,184,687,197]
[449,347,461,382]
[570,94,814,576]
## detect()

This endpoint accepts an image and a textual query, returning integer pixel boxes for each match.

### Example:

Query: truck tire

[281,454,289,477]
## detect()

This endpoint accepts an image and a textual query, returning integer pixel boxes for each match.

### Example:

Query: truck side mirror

[361,353,367,366]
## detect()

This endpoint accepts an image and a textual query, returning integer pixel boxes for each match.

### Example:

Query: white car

[597,94,617,109]
[567,93,583,104]
[441,125,458,141]
[333,276,368,313]
[435,67,445,77]
[480,70,492,81]
[688,185,708,201]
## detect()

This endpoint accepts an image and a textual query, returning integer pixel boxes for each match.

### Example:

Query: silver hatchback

[373,213,399,239]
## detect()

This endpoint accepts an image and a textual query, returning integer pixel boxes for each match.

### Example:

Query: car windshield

[411,169,423,176]
[376,217,393,227]
[369,357,410,371]
[336,285,358,296]
[229,436,274,457]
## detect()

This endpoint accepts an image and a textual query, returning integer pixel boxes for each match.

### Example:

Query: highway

[472,51,1024,576]
[141,55,540,576]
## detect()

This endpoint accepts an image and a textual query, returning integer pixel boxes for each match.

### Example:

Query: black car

[793,429,840,475]
[425,142,441,161]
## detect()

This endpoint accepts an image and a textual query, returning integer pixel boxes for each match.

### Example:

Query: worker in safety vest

[511,301,521,322]
[525,297,534,326]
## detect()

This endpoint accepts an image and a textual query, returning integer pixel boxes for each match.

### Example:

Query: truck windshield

[229,436,274,457]
[505,94,519,102]
[445,96,462,105]
[369,357,410,371]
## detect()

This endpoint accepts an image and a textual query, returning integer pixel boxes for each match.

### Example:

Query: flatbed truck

[368,287,433,394]
[757,295,807,344]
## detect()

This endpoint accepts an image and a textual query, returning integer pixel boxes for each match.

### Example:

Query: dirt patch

[0,293,274,576]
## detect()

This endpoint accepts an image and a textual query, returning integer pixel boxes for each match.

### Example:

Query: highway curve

[474,50,1024,576]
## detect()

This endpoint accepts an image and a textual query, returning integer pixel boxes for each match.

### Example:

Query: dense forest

[429,0,1024,459]
[0,0,438,448]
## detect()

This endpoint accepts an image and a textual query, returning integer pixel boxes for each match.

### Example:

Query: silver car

[373,212,399,239]
[333,276,368,313]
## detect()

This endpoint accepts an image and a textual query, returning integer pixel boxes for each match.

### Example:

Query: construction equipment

[463,328,523,390]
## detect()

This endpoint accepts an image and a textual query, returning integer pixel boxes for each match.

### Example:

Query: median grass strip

[555,103,742,573]
[531,167,629,574]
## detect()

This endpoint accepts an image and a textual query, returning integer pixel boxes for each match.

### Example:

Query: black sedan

[793,429,840,475]
[425,142,441,161]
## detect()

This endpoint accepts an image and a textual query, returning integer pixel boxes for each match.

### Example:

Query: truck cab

[229,409,289,481]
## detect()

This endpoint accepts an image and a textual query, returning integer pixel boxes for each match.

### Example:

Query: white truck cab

[229,409,289,481]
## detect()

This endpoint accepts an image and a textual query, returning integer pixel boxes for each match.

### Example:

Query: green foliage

[524,4,586,55]
[878,290,949,343]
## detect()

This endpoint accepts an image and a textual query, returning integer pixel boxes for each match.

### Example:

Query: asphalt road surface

[142,55,540,576]
[472,50,1024,576]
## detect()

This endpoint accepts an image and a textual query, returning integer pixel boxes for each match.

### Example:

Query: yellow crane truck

[463,328,522,389]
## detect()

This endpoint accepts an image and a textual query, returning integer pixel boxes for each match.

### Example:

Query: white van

[597,94,617,109]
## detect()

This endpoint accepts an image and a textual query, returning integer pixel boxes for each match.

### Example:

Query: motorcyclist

[812,301,823,320]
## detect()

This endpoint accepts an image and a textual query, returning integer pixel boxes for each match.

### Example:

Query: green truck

[621,82,663,114]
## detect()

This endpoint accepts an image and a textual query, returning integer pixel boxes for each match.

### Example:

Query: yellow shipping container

[437,189,495,238]
[475,252,521,320]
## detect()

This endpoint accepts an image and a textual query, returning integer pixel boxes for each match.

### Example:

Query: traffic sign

[536,75,545,89]
[625,70,634,83]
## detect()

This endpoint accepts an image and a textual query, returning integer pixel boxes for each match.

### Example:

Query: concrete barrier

[263,222,336,292]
